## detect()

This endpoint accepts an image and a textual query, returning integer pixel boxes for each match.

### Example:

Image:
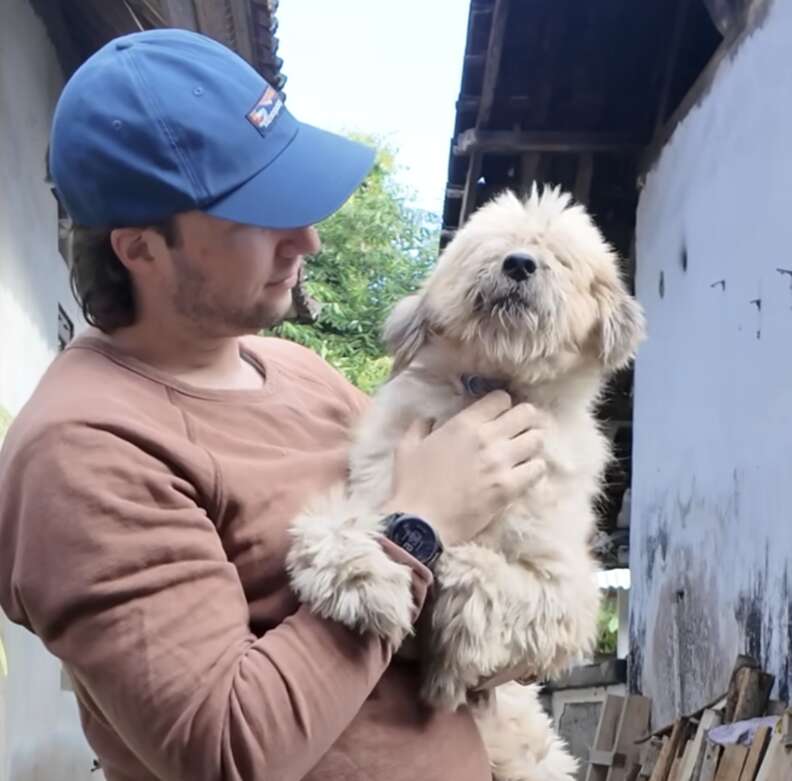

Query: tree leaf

[270,134,438,393]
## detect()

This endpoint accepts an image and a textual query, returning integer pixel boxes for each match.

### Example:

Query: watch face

[390,516,439,564]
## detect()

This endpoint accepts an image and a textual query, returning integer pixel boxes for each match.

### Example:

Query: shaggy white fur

[286,185,645,781]
[286,487,415,647]
[478,682,581,781]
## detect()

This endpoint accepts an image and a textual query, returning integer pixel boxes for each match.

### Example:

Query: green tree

[595,591,619,657]
[272,136,439,393]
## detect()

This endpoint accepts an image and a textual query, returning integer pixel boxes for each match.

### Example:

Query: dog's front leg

[420,542,598,710]
[286,487,417,647]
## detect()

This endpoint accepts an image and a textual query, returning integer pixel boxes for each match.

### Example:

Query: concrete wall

[0,1,94,779]
[630,0,792,727]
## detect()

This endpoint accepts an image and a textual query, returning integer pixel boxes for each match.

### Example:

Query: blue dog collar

[460,374,509,397]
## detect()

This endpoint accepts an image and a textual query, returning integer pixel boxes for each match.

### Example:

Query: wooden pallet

[585,694,652,781]
[586,655,790,781]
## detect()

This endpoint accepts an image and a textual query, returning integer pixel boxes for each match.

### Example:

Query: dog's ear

[382,294,430,372]
[594,274,646,371]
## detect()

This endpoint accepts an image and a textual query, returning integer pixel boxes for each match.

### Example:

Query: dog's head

[384,186,645,379]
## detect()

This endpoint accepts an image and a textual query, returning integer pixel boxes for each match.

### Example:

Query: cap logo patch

[247,85,283,131]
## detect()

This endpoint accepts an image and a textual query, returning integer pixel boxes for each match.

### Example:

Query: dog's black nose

[502,252,537,282]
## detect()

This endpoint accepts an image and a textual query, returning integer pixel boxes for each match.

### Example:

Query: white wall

[630,0,792,726]
[0,1,94,779]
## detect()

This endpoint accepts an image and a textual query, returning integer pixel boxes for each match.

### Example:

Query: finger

[507,458,547,494]
[506,429,543,466]
[461,390,512,422]
[474,663,537,691]
[486,402,543,438]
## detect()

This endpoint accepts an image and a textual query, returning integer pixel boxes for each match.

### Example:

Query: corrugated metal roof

[595,568,631,591]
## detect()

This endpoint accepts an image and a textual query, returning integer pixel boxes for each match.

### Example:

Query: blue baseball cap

[49,28,375,229]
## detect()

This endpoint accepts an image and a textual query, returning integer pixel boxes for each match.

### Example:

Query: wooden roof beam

[125,0,168,27]
[460,151,483,225]
[573,152,594,207]
[159,0,198,28]
[652,0,690,138]
[226,0,255,63]
[457,0,509,228]
[642,0,773,173]
[459,94,534,111]
[476,0,510,128]
[455,129,642,155]
[520,152,542,195]
[160,0,253,64]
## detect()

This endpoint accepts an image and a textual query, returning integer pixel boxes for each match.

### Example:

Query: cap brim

[205,122,375,229]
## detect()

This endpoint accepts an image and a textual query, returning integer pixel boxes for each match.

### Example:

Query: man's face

[155,211,320,336]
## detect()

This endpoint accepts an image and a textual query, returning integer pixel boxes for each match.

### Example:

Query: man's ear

[594,274,646,371]
[382,294,430,373]
[110,227,160,271]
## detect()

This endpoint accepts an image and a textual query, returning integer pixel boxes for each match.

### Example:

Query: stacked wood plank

[582,656,791,781]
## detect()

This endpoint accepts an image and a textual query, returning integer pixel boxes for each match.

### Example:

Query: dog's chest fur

[348,358,609,563]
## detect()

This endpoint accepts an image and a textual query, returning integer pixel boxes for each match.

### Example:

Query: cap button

[116,40,134,51]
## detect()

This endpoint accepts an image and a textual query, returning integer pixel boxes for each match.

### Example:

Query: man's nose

[292,225,320,256]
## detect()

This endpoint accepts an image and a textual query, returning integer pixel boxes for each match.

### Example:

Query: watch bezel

[382,513,443,569]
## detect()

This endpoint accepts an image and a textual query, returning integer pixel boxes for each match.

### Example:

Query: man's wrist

[380,498,455,546]
[380,509,445,570]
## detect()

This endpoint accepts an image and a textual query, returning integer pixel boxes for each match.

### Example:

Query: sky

[276,0,470,215]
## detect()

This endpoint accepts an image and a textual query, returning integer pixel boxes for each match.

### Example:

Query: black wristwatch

[382,513,444,571]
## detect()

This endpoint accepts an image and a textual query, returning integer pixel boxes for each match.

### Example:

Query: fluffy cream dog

[286,186,645,780]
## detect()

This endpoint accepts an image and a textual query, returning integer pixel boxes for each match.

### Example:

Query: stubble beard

[171,255,291,335]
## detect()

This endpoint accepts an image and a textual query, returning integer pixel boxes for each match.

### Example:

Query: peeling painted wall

[0,1,94,779]
[630,0,792,727]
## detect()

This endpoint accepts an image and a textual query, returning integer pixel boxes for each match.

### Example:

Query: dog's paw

[286,491,414,647]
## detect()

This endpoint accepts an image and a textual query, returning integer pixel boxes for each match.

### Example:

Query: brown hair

[69,219,181,333]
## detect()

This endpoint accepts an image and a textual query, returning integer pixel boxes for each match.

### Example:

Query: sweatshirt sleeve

[0,421,429,781]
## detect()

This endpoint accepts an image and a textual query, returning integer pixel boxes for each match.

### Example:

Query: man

[0,29,545,781]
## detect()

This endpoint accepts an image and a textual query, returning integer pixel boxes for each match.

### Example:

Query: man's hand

[384,391,546,546]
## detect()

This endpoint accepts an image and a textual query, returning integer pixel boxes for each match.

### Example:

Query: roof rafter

[455,129,642,155]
